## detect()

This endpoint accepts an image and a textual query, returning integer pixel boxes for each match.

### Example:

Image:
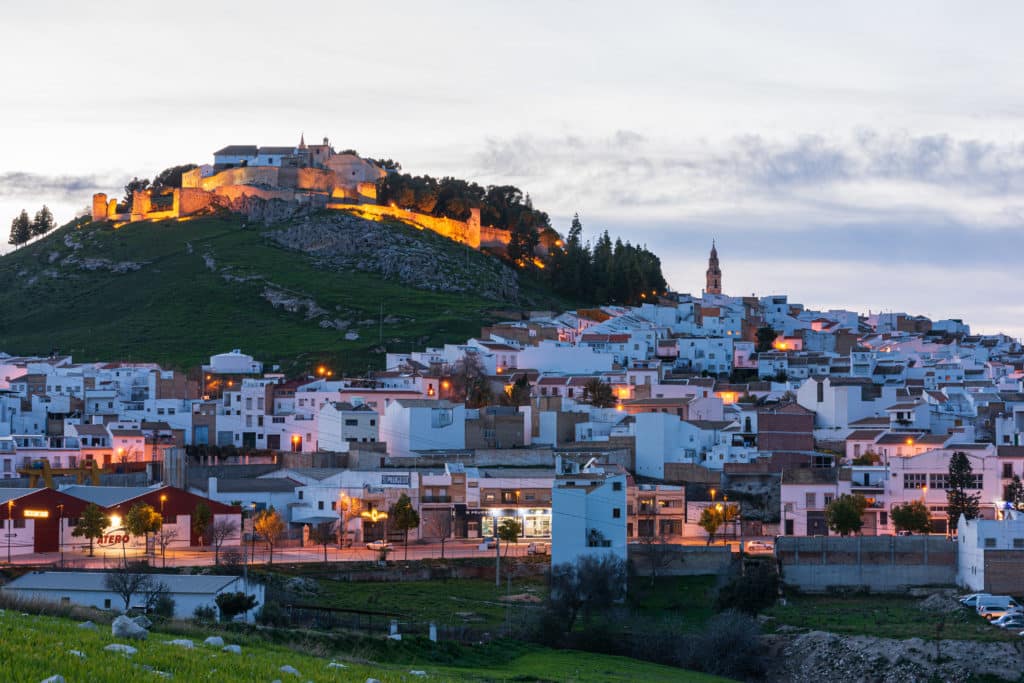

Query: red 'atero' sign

[96,533,134,547]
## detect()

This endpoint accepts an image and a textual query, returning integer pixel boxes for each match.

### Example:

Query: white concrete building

[380,399,466,457]
[551,460,627,568]
[957,511,1024,592]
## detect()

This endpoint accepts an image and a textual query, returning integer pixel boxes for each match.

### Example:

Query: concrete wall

[628,544,732,575]
[777,536,956,592]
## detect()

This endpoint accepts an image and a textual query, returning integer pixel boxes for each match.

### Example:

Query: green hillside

[0,212,568,373]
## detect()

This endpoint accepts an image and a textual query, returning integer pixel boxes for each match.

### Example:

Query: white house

[1,571,263,622]
[551,459,627,568]
[316,402,379,452]
[380,399,466,457]
[956,511,1024,592]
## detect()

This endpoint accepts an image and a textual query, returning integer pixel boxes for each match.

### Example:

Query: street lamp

[57,503,64,568]
[6,499,13,564]
[290,434,301,452]
[710,487,717,502]
[160,494,167,517]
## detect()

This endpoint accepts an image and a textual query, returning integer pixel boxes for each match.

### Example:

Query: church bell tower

[706,241,722,295]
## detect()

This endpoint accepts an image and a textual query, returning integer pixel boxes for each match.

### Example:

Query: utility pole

[494,514,500,587]
[6,500,12,564]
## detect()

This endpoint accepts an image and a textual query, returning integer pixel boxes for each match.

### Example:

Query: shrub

[215,592,257,622]
[152,594,175,619]
[256,601,289,627]
[680,610,765,679]
[193,604,216,623]
[715,562,779,614]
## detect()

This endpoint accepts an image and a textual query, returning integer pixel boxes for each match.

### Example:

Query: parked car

[365,540,392,551]
[990,613,1024,629]
[527,542,550,556]
[478,537,497,550]
[960,593,991,608]
[976,596,1020,620]
[745,540,774,554]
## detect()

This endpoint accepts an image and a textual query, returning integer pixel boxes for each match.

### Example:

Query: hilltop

[0,209,570,372]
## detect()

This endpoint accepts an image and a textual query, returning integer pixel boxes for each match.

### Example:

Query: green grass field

[307,575,548,630]
[0,610,724,682]
[765,593,1020,642]
[0,213,567,372]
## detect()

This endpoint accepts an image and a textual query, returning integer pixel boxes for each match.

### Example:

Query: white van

[975,596,1020,619]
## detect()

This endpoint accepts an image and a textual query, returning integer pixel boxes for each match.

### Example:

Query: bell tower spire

[706,240,722,295]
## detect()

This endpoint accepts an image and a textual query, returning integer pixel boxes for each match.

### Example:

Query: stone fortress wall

[91,163,511,252]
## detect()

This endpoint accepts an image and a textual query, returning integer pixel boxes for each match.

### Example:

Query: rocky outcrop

[766,630,1024,682]
[265,212,519,300]
[111,614,148,640]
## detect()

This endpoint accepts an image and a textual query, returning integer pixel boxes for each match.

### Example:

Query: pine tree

[8,210,31,248]
[947,450,981,532]
[31,205,54,237]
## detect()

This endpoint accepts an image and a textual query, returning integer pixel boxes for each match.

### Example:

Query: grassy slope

[0,611,721,682]
[0,214,565,373]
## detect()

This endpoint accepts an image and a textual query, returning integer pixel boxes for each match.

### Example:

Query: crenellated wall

[329,204,492,249]
[90,165,514,253]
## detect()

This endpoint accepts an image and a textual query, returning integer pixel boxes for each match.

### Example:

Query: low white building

[551,459,627,568]
[1,571,263,622]
[956,511,1024,593]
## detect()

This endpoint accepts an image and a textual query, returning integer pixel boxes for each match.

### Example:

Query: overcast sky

[3,1,1023,336]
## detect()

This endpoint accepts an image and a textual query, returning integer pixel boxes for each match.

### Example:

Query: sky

[2,1,1024,336]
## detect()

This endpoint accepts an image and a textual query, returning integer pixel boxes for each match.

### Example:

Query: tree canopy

[825,494,868,536]
[947,451,981,532]
[7,210,32,248]
[891,500,932,534]
[389,493,420,561]
[71,503,110,557]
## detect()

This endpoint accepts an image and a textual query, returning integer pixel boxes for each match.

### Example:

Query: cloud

[0,171,125,202]
[473,129,1024,228]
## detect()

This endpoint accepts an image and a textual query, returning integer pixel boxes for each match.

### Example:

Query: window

[969,474,983,489]
[318,501,324,510]
[484,493,496,502]
[929,474,949,489]
[612,481,622,491]
[904,473,927,489]
[805,492,816,508]
[298,491,304,500]
[824,494,834,506]
[501,490,518,504]
[104,598,111,609]
[13,519,25,529]
[369,419,376,426]
[984,538,996,548]
[783,502,794,513]
[1004,463,1014,478]
[330,501,336,510]
[880,511,888,526]
[612,508,621,518]
[1013,538,1024,549]
[345,419,358,426]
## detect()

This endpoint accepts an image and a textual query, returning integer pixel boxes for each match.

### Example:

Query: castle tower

[706,240,722,295]
[298,132,307,150]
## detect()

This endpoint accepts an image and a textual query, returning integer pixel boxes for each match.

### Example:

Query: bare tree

[209,518,239,565]
[636,522,675,586]
[154,527,179,569]
[104,568,162,612]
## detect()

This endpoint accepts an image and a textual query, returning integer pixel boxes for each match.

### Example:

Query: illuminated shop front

[479,508,551,538]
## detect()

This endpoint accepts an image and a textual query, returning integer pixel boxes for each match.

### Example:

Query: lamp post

[57,503,64,568]
[249,503,257,569]
[6,499,13,564]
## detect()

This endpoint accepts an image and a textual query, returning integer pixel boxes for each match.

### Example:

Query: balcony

[421,496,452,504]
